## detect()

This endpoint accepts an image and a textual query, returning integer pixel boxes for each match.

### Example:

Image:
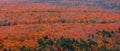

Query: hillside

[0,0,120,51]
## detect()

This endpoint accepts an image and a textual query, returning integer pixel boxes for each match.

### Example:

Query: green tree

[79,39,89,51]
[56,36,74,51]
[46,39,53,46]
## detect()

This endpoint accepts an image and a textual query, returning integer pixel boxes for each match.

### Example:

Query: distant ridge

[0,0,120,10]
